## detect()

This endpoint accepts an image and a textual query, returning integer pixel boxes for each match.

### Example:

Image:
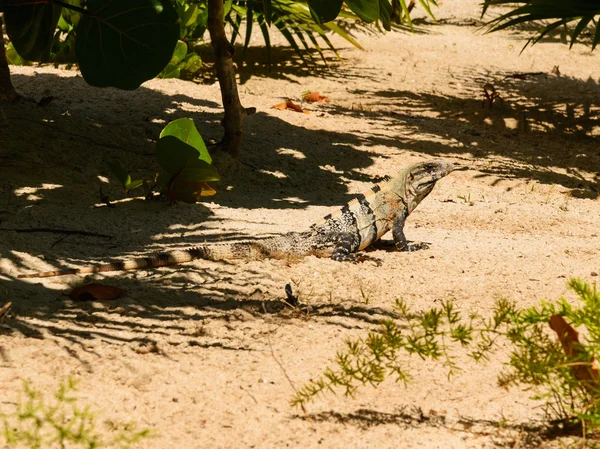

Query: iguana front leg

[392,211,429,252]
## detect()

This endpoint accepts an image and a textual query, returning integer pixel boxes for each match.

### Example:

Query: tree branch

[207,0,252,157]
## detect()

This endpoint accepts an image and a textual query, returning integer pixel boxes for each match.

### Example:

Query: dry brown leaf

[69,283,126,301]
[271,100,309,114]
[303,92,329,103]
[549,314,600,394]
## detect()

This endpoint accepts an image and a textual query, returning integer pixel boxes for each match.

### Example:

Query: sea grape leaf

[3,0,62,61]
[76,0,179,90]
[156,136,220,182]
[180,3,200,28]
[182,53,202,73]
[5,42,27,65]
[159,118,212,164]
[158,63,181,79]
[171,40,188,64]
[308,0,343,23]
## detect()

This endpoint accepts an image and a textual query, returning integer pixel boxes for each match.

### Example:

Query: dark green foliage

[308,0,344,23]
[224,0,362,65]
[223,0,438,65]
[106,162,144,194]
[483,0,600,50]
[76,0,179,89]
[294,279,600,433]
[158,40,203,79]
[156,117,219,183]
[173,0,209,40]
[3,0,438,82]
[2,0,179,89]
[344,0,380,23]
[3,0,62,61]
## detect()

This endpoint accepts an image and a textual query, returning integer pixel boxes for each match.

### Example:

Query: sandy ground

[1,1,600,447]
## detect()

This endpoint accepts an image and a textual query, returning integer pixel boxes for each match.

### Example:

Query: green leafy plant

[174,0,209,40]
[292,297,512,406]
[225,0,363,65]
[1,0,439,156]
[457,192,473,205]
[108,118,219,202]
[4,42,27,66]
[155,117,220,201]
[293,278,600,434]
[106,162,144,195]
[500,279,600,429]
[158,40,203,79]
[1,378,151,448]
[222,0,438,65]
[483,1,600,51]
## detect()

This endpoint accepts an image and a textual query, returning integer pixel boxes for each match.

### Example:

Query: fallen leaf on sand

[303,91,329,103]
[549,314,600,394]
[271,100,309,114]
[69,283,126,301]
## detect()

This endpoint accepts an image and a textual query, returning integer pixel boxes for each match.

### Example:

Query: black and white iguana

[18,160,455,278]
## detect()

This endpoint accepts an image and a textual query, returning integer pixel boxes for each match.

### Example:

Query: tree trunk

[207,0,253,157]
[0,17,18,102]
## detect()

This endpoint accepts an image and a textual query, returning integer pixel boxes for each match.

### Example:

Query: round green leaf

[156,136,199,175]
[182,53,202,73]
[171,40,188,64]
[3,1,62,61]
[308,0,343,23]
[5,42,26,66]
[180,4,201,27]
[155,136,219,182]
[159,118,212,164]
[158,63,181,79]
[179,161,220,183]
[76,0,179,90]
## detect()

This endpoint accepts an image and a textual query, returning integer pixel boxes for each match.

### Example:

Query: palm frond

[483,0,600,50]
[224,0,435,65]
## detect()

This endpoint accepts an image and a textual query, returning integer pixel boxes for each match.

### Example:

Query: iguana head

[403,160,455,213]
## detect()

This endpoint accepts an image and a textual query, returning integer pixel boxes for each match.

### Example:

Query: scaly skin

[18,160,455,278]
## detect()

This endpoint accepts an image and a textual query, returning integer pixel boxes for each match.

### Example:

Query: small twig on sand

[0,228,113,239]
[267,331,306,413]
[240,385,258,404]
[51,234,71,248]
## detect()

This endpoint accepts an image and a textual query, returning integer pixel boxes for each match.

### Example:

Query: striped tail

[17,241,274,279]
[17,248,211,279]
